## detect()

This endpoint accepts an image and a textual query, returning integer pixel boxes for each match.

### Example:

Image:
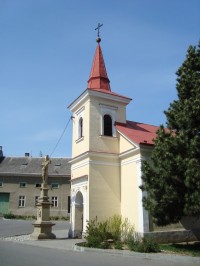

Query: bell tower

[68,30,131,237]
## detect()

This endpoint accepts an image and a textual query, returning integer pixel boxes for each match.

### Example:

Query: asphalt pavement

[0,218,200,266]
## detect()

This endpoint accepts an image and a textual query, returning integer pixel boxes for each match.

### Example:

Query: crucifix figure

[95,23,103,43]
[41,155,51,185]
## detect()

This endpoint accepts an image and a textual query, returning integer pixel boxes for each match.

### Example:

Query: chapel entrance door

[74,191,83,238]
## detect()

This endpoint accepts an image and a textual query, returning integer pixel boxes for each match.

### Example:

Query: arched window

[78,117,83,138]
[103,114,112,136]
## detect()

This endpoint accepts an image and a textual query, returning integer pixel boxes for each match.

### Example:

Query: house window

[52,196,58,207]
[35,196,39,206]
[19,182,27,188]
[18,196,25,207]
[78,117,83,139]
[103,114,112,136]
[68,196,71,213]
[51,183,59,189]
[0,182,3,187]
[35,183,41,188]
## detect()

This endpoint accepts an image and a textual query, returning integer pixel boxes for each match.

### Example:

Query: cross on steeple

[95,23,103,43]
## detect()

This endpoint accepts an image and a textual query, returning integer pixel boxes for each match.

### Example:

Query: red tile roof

[87,44,111,91]
[87,42,132,101]
[115,121,160,145]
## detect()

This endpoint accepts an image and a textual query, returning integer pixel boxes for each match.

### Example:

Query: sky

[0,0,199,158]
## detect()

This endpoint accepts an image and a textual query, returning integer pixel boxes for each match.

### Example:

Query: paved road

[1,240,198,266]
[0,219,199,266]
[0,218,70,237]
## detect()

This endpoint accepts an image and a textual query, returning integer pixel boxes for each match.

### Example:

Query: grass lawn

[160,242,200,257]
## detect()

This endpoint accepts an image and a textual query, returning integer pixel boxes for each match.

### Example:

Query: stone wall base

[143,229,199,244]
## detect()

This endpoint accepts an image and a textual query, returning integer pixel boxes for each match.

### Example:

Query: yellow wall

[118,133,137,153]
[89,156,121,221]
[71,158,89,180]
[71,99,90,158]
[120,155,140,230]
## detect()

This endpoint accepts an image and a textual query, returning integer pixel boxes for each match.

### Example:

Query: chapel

[68,35,159,237]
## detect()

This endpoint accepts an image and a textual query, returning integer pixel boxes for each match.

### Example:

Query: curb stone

[73,243,200,264]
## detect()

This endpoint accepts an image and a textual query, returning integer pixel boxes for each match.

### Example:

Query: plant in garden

[85,215,134,248]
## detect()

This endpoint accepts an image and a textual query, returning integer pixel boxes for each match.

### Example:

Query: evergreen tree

[141,43,200,226]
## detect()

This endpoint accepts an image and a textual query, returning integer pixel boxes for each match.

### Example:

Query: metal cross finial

[95,23,103,38]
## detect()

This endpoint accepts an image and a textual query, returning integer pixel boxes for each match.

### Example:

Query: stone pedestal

[31,184,56,240]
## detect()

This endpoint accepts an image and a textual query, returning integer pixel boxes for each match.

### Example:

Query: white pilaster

[136,159,149,233]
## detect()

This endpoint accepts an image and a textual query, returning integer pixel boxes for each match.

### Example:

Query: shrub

[127,235,160,253]
[114,241,123,250]
[85,215,134,248]
[3,212,15,219]
[85,217,112,248]
[99,241,111,249]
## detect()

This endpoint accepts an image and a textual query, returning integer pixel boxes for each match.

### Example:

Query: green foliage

[3,212,15,219]
[3,213,69,221]
[127,234,160,253]
[114,241,123,250]
[141,42,200,226]
[161,242,200,257]
[83,215,160,253]
[85,215,134,249]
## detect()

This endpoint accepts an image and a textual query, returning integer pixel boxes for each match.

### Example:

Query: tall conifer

[141,43,200,226]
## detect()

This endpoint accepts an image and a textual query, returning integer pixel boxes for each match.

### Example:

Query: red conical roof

[87,43,111,91]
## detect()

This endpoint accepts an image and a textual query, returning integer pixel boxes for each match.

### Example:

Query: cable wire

[50,116,72,157]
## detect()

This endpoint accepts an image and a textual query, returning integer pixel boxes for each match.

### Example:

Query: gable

[116,120,159,146]
[117,130,138,154]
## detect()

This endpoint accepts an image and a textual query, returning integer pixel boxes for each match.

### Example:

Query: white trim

[68,89,131,114]
[136,159,150,233]
[71,180,88,235]
[99,104,118,110]
[119,147,140,159]
[75,106,85,116]
[121,157,141,166]
[88,90,131,104]
[90,160,119,167]
[136,159,144,232]
[69,150,119,164]
[71,158,119,171]
[75,136,84,143]
[71,175,88,186]
[100,105,116,136]
[71,160,90,171]
[68,90,88,112]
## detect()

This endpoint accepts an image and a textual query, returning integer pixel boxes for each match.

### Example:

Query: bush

[3,212,15,219]
[84,215,160,253]
[127,235,160,253]
[85,217,112,248]
[99,241,111,249]
[114,241,123,250]
[85,215,134,248]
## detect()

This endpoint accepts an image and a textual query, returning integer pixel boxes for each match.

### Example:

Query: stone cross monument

[31,155,56,240]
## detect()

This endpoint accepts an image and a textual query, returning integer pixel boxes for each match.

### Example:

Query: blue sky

[0,0,199,158]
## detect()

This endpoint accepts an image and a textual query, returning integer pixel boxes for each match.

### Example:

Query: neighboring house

[0,148,71,218]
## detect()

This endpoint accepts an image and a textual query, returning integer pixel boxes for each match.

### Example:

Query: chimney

[0,146,4,163]
[0,146,3,157]
[25,152,30,157]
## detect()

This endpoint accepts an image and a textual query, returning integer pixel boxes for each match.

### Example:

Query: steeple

[87,39,111,91]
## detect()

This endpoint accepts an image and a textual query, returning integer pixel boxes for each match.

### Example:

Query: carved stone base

[31,221,56,240]
[31,184,56,240]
